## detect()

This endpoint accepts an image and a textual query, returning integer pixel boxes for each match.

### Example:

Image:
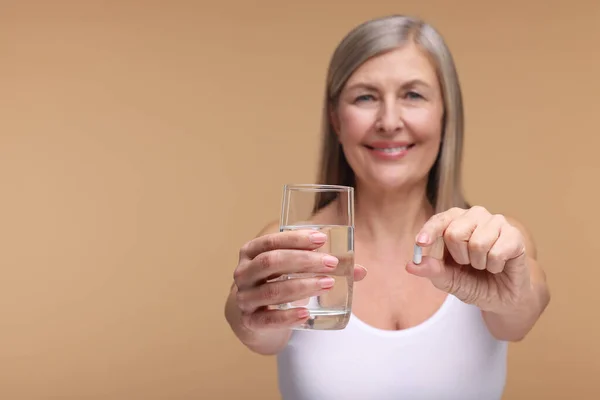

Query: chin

[358,174,420,193]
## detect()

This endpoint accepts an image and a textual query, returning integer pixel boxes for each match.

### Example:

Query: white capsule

[413,244,422,264]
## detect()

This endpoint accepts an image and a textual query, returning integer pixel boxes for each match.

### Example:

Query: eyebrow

[345,79,432,92]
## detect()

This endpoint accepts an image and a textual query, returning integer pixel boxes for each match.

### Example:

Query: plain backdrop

[1,0,599,399]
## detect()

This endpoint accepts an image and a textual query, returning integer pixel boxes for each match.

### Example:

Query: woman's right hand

[233,229,366,332]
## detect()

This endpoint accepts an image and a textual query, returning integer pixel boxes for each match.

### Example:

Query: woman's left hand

[406,206,533,314]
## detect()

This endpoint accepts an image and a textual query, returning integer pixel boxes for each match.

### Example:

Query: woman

[225,15,550,400]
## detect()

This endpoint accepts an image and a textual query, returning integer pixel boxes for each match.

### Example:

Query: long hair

[314,15,468,213]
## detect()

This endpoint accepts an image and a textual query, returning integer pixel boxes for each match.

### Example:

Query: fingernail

[310,232,327,243]
[417,233,428,245]
[318,277,335,289]
[322,255,339,268]
[413,244,423,265]
[297,309,310,318]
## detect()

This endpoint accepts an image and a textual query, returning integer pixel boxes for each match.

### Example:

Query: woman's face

[331,43,444,192]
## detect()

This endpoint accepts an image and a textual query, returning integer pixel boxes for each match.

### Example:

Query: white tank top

[277,295,508,400]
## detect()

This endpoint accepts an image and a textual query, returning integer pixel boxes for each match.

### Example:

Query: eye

[354,94,376,103]
[405,91,424,100]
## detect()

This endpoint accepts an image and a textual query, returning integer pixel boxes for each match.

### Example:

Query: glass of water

[279,184,354,330]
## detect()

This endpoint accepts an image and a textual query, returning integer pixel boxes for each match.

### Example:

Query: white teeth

[376,146,408,153]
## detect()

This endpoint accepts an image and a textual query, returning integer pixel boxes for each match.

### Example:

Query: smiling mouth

[365,144,415,152]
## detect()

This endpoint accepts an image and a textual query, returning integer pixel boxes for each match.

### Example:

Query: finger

[242,307,310,332]
[468,214,503,271]
[442,212,481,265]
[237,276,335,313]
[405,256,455,293]
[235,249,339,289]
[487,225,526,274]
[441,207,491,264]
[406,256,482,305]
[242,230,327,260]
[353,264,368,281]
[416,207,466,247]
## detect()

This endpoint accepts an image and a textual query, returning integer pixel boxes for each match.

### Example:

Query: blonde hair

[314,15,468,213]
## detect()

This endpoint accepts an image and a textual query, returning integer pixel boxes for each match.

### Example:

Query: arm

[224,221,292,355]
[481,217,551,342]
[407,207,551,343]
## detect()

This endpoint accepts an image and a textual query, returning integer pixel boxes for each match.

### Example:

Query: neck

[353,180,433,247]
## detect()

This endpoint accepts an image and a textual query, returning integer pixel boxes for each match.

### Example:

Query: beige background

[1,1,599,399]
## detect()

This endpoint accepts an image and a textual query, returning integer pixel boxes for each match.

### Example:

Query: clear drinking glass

[279,184,354,330]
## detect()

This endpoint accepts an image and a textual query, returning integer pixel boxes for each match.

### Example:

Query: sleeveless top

[277,295,508,400]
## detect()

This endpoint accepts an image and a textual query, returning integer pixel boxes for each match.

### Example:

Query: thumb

[406,256,454,293]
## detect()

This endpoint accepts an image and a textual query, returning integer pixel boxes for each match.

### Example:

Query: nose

[376,98,403,135]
